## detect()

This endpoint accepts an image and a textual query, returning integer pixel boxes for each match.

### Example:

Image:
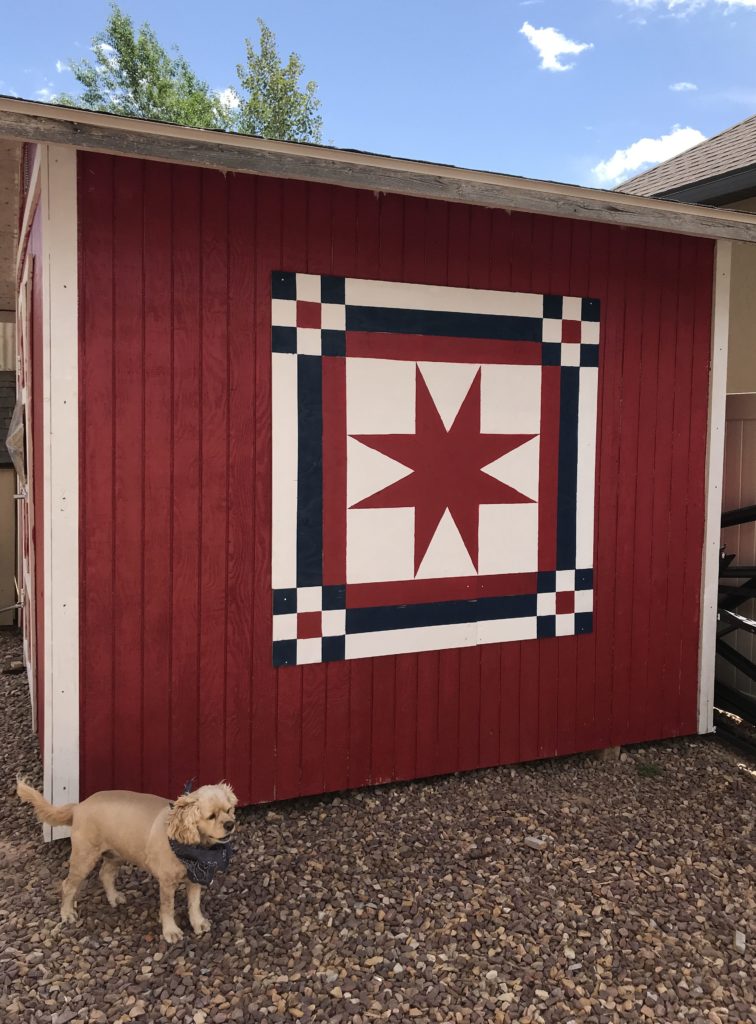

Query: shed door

[16,257,37,728]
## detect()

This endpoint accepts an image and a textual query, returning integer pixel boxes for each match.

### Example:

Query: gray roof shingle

[618,113,756,197]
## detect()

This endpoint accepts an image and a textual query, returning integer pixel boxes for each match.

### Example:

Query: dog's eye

[209,812,217,819]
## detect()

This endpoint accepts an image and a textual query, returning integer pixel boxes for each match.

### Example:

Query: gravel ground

[1,630,754,1024]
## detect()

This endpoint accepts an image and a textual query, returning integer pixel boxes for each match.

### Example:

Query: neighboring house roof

[618,113,756,204]
[0,369,15,468]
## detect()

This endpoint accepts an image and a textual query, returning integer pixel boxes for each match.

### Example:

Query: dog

[16,779,237,943]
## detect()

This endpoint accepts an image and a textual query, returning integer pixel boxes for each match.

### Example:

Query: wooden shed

[2,97,754,837]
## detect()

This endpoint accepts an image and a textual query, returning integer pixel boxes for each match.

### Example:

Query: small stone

[524,836,547,851]
[733,930,746,954]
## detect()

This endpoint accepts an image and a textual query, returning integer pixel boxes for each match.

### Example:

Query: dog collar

[168,839,233,887]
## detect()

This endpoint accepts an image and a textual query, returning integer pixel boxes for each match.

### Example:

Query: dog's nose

[223,820,234,833]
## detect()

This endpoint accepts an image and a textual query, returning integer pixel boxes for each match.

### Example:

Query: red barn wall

[77,151,715,803]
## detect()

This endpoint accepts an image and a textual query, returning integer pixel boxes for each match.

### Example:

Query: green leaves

[60,4,322,142]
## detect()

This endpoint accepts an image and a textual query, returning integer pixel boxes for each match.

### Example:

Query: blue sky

[2,0,756,187]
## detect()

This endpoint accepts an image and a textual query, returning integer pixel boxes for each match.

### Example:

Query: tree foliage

[58,4,323,142]
[235,19,322,143]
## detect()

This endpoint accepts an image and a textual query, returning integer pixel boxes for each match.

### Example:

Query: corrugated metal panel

[77,152,714,803]
[720,393,756,698]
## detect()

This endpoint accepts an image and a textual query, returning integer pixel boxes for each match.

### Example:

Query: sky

[2,0,756,189]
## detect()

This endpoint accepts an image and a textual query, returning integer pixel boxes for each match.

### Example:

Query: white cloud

[591,125,706,185]
[217,87,240,111]
[519,21,593,72]
[618,0,756,10]
[55,60,69,74]
[670,81,698,90]
[35,86,56,102]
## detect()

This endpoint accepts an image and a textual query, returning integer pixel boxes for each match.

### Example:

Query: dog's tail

[16,778,75,827]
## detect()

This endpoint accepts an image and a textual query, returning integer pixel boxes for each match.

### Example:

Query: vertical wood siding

[78,153,714,802]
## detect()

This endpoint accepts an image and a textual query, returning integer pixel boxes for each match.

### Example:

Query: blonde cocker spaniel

[17,779,237,943]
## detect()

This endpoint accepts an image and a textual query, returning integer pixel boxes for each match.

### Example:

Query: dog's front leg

[159,880,183,943]
[186,882,211,935]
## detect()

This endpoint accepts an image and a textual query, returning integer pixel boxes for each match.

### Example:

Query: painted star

[350,367,537,573]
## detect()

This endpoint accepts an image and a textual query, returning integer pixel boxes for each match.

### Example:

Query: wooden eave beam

[3,100,756,243]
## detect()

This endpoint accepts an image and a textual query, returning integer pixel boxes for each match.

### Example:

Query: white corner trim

[41,145,79,840]
[698,239,731,735]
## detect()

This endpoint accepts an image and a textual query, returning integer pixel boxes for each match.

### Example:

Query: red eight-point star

[350,367,537,573]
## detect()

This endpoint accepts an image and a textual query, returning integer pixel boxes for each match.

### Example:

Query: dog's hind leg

[99,853,126,908]
[186,881,211,935]
[61,836,101,923]
[159,880,183,944]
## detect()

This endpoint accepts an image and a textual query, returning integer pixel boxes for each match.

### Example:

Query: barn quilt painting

[271,273,600,667]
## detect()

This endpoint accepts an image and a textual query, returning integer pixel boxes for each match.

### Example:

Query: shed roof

[3,96,756,243]
[618,113,756,203]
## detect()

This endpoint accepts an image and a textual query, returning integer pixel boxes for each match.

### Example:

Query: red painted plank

[609,229,647,745]
[646,234,681,742]
[498,641,520,765]
[197,169,229,785]
[169,165,202,795]
[141,160,173,797]
[79,153,116,793]
[112,158,145,792]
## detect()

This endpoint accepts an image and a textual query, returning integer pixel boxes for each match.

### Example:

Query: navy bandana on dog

[169,838,233,887]
[168,778,234,887]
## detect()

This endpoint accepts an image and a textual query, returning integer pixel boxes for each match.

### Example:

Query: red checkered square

[297,611,322,639]
[561,320,582,344]
[297,301,321,328]
[556,591,575,614]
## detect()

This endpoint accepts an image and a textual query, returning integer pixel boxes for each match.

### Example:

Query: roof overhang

[3,96,756,244]
[646,163,756,208]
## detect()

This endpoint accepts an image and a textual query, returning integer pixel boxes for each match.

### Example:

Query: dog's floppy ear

[166,792,202,844]
[220,782,238,807]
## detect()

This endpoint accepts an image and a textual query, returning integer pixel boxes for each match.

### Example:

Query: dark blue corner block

[322,584,346,610]
[541,342,561,366]
[272,271,296,300]
[580,345,599,368]
[543,295,563,319]
[575,611,593,634]
[575,569,593,590]
[537,571,556,593]
[581,297,600,322]
[273,588,297,614]
[273,640,297,667]
[537,615,556,639]
[321,275,345,304]
[272,326,297,354]
[322,635,345,661]
[321,330,346,357]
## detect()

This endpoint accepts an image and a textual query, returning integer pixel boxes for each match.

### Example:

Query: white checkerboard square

[322,609,346,636]
[581,321,600,345]
[562,296,582,320]
[574,589,594,613]
[537,592,556,615]
[542,318,563,343]
[321,304,346,330]
[296,638,322,664]
[555,613,575,636]
[297,586,323,612]
[560,344,581,367]
[273,613,297,641]
[297,329,322,356]
[556,570,575,591]
[295,274,321,302]
[272,298,296,327]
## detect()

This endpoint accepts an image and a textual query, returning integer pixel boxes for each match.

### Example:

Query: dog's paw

[162,922,184,944]
[60,907,77,924]
[108,892,127,908]
[191,915,211,936]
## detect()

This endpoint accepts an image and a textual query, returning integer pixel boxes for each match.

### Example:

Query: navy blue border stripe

[346,593,537,634]
[346,306,543,342]
[556,366,579,570]
[296,355,323,587]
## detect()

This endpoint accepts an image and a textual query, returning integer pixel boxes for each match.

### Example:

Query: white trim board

[698,239,732,735]
[41,144,79,840]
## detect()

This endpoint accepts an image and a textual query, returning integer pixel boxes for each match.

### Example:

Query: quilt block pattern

[271,273,600,666]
